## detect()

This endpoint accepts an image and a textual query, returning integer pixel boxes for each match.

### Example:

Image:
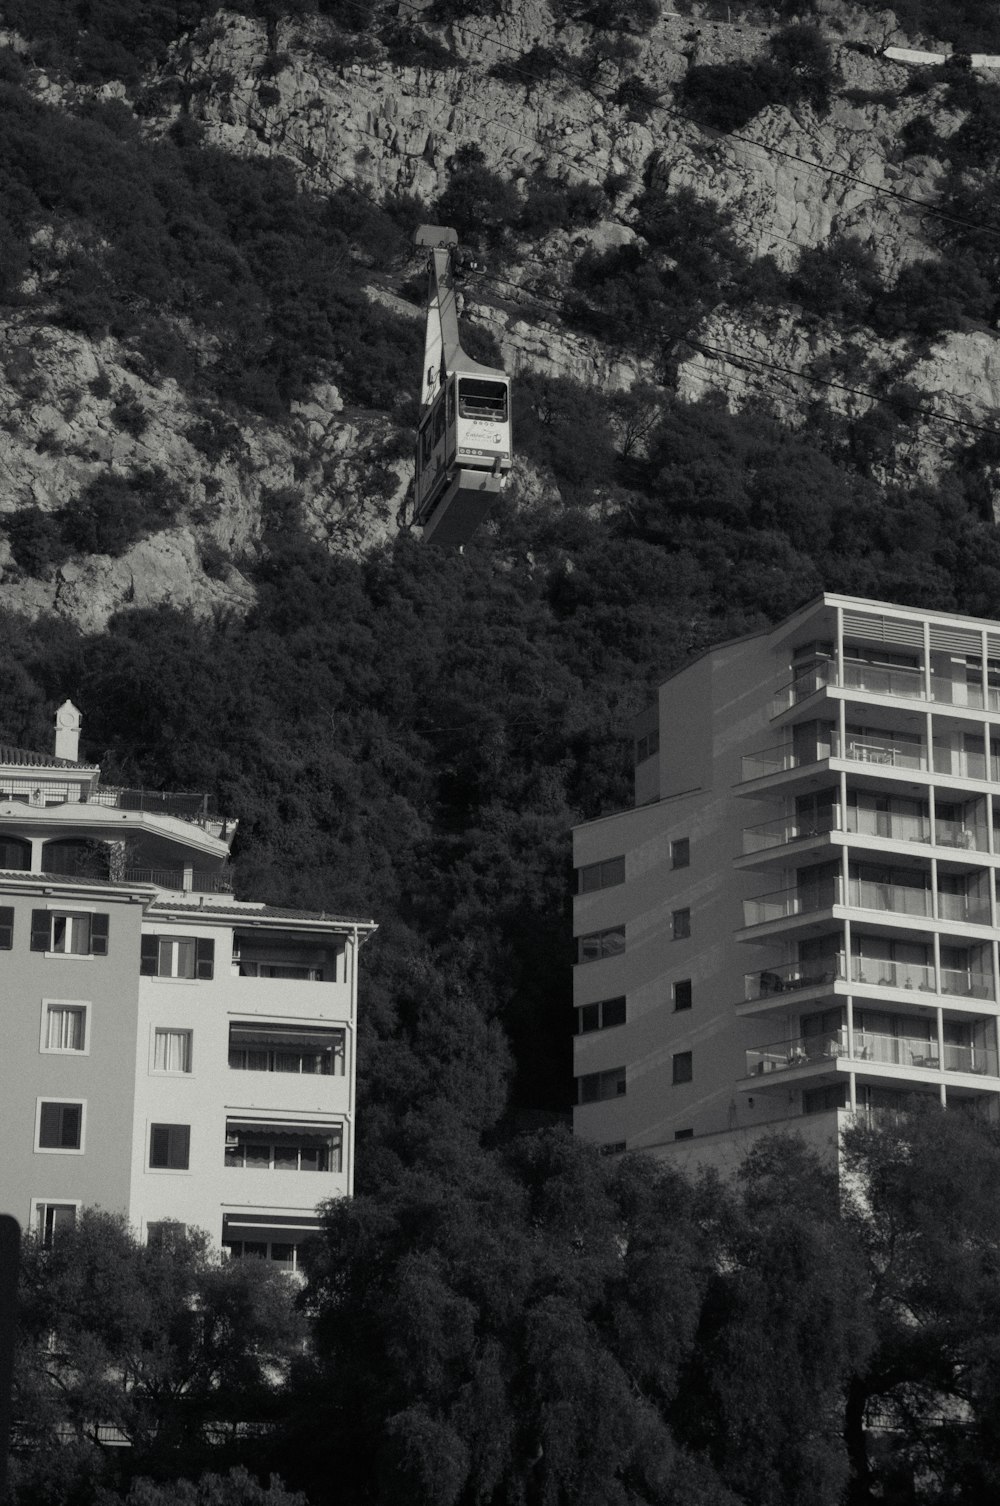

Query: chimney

[54,700,82,762]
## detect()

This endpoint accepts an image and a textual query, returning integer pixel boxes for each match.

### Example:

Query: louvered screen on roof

[842,610,923,648]
[928,625,982,654]
[987,636,1000,660]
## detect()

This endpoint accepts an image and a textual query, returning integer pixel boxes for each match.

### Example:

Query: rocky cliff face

[2,1,999,626]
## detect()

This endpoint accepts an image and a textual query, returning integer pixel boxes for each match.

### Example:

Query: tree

[11,1211,304,1494]
[841,1107,1000,1506]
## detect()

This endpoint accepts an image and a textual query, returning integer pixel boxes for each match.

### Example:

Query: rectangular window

[600,1141,627,1155]
[37,1100,83,1151]
[576,1067,626,1104]
[153,1029,193,1073]
[34,1202,77,1246]
[577,856,626,893]
[31,911,108,956]
[223,1238,305,1273]
[673,979,692,1011]
[149,1123,190,1170]
[575,996,626,1034]
[577,927,626,963]
[224,1125,343,1174]
[635,728,659,764]
[674,1128,694,1141]
[672,909,691,940]
[41,1001,88,1053]
[671,838,690,869]
[141,935,214,979]
[0,906,12,949]
[672,1051,693,1085]
[228,1024,345,1075]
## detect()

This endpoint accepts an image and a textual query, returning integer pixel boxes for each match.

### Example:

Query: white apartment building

[1,703,375,1267]
[572,594,1000,1172]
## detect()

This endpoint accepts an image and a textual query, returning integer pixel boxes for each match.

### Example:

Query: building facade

[572,595,1000,1172]
[1,703,375,1267]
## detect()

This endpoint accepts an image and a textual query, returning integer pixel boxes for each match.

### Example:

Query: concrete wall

[2,890,143,1232]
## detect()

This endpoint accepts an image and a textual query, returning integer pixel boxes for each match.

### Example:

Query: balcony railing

[846,808,930,844]
[745,959,844,1000]
[746,1029,998,1079]
[851,956,936,991]
[771,663,835,716]
[0,780,221,827]
[933,746,987,780]
[120,866,234,894]
[934,817,988,852]
[930,677,985,710]
[939,965,994,999]
[740,744,821,781]
[847,878,931,917]
[845,736,926,771]
[742,884,836,926]
[936,890,992,925]
[741,810,839,854]
[842,660,924,699]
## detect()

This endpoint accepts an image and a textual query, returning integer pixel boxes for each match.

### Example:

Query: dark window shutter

[0,906,13,949]
[30,910,50,951]
[195,939,214,980]
[173,1125,191,1168]
[90,913,109,956]
[140,935,159,976]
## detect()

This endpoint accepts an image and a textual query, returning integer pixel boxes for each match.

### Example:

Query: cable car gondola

[412,225,513,547]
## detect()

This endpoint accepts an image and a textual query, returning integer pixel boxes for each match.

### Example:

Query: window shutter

[195,939,215,980]
[90,913,109,956]
[140,935,159,976]
[0,906,13,949]
[30,910,50,952]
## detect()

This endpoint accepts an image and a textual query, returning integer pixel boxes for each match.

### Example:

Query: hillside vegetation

[6,2,1000,1503]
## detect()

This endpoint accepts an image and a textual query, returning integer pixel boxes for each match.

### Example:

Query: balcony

[851,956,936,992]
[934,816,988,852]
[745,959,844,1000]
[746,1028,998,1080]
[844,735,925,772]
[847,877,931,918]
[771,663,834,716]
[842,660,924,700]
[0,779,223,829]
[846,807,930,845]
[940,965,994,1000]
[740,744,819,782]
[120,866,234,894]
[936,890,992,926]
[741,810,838,855]
[741,883,835,927]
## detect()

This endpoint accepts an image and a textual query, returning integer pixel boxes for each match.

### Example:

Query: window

[458,377,508,420]
[600,1141,627,1156]
[803,1084,847,1115]
[147,1221,187,1250]
[31,910,108,956]
[224,1124,343,1173]
[673,979,692,1012]
[33,1202,77,1246]
[672,908,690,940]
[0,840,29,871]
[577,856,625,893]
[37,1100,84,1151]
[153,1029,192,1073]
[576,1067,626,1104]
[228,1024,345,1075]
[635,728,659,764]
[577,927,625,963]
[223,1238,305,1273]
[575,996,626,1034]
[149,1123,190,1170]
[671,838,690,869]
[42,1001,87,1053]
[141,935,214,979]
[672,1052,693,1085]
[674,1128,694,1141]
[0,905,13,948]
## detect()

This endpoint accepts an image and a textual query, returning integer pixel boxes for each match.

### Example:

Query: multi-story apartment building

[572,594,1000,1171]
[1,702,375,1267]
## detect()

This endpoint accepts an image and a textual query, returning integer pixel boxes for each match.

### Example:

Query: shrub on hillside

[681,24,835,131]
[434,145,520,251]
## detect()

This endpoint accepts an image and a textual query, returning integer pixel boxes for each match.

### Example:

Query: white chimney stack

[54,700,82,762]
